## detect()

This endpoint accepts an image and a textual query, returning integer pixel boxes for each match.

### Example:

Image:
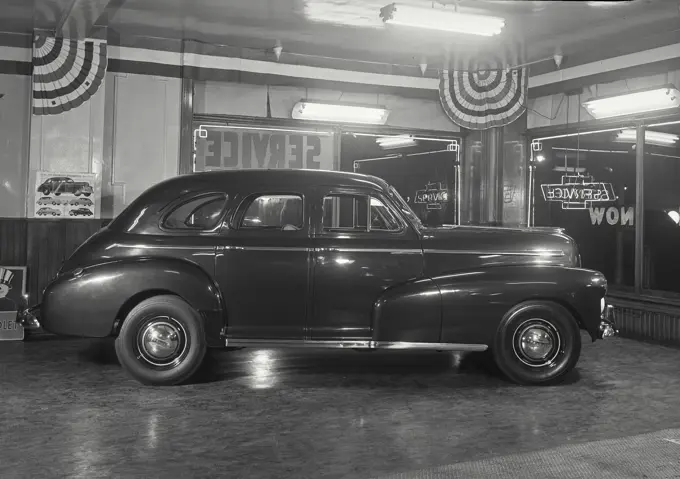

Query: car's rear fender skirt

[432,265,607,345]
[372,277,443,343]
[41,257,224,341]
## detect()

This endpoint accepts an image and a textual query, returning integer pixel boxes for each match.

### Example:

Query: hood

[421,225,580,276]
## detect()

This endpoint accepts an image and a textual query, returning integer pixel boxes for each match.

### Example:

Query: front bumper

[599,304,618,339]
[16,305,41,331]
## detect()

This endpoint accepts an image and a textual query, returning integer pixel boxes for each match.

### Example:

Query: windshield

[388,186,423,229]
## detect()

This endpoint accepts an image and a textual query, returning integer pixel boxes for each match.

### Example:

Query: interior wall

[194,81,459,133]
[28,78,106,218]
[103,72,181,218]
[0,73,31,218]
[527,69,680,129]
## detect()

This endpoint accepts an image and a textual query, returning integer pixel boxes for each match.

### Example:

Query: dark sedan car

[69,207,93,217]
[21,170,616,386]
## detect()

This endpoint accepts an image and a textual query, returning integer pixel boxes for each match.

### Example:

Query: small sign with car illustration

[32,171,98,219]
[0,266,26,341]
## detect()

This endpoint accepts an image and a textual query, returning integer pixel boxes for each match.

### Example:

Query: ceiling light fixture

[292,100,390,125]
[616,129,679,146]
[379,3,505,36]
[586,1,628,7]
[583,86,680,119]
[376,135,417,149]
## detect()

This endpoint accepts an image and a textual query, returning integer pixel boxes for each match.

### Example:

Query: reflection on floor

[0,334,679,478]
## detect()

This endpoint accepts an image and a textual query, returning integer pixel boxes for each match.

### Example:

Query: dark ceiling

[1,0,678,74]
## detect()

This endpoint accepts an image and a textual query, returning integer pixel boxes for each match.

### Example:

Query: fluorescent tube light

[616,128,679,146]
[292,101,390,125]
[583,86,680,119]
[376,135,417,149]
[586,2,627,7]
[379,3,505,36]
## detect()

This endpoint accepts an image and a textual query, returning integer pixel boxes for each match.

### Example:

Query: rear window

[163,194,228,230]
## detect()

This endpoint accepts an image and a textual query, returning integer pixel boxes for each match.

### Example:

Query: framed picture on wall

[32,171,99,219]
[0,266,26,341]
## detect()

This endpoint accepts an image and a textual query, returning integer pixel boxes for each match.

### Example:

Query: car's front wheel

[491,300,581,385]
[115,295,207,386]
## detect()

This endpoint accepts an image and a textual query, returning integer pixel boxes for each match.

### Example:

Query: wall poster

[193,124,337,172]
[0,266,26,341]
[32,171,98,219]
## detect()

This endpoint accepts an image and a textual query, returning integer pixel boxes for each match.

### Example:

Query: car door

[214,191,311,340]
[310,186,424,341]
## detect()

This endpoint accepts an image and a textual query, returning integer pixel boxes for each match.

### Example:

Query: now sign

[194,127,336,172]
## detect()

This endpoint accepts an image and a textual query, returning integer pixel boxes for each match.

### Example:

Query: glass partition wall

[641,121,680,294]
[341,132,461,227]
[530,118,680,298]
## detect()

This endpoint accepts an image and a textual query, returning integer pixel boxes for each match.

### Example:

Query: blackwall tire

[491,300,581,386]
[115,295,207,386]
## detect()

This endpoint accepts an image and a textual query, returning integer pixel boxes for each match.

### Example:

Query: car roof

[109,169,392,231]
[147,169,391,201]
[183,169,388,190]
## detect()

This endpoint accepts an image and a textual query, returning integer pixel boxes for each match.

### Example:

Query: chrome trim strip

[319,247,422,254]
[424,249,565,257]
[225,338,488,351]
[222,246,309,252]
[226,339,373,349]
[374,342,488,351]
[112,243,215,251]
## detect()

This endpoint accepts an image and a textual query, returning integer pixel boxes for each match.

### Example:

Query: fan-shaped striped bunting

[32,34,107,116]
[439,66,527,130]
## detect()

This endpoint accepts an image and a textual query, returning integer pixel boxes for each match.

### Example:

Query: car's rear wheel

[491,300,581,385]
[115,295,207,386]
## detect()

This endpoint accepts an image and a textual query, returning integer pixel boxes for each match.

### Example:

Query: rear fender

[41,257,224,344]
[433,265,607,345]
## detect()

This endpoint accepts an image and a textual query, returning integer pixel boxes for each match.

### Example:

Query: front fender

[41,257,223,338]
[372,278,442,343]
[434,265,607,345]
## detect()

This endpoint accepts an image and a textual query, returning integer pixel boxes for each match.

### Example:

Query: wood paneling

[610,298,680,347]
[0,218,28,266]
[1,218,104,304]
[26,219,103,303]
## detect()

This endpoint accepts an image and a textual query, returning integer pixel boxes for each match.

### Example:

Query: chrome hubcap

[136,317,187,368]
[520,327,553,359]
[512,319,561,367]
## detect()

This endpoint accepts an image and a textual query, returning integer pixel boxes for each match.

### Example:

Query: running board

[225,338,488,352]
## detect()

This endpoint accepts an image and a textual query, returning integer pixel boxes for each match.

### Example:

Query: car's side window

[322,194,401,232]
[240,194,303,231]
[322,195,367,230]
[162,193,228,230]
[369,197,401,231]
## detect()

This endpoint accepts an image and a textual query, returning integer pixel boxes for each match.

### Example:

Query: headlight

[601,297,606,313]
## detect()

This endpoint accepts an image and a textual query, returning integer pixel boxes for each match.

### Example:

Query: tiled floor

[0,334,679,478]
